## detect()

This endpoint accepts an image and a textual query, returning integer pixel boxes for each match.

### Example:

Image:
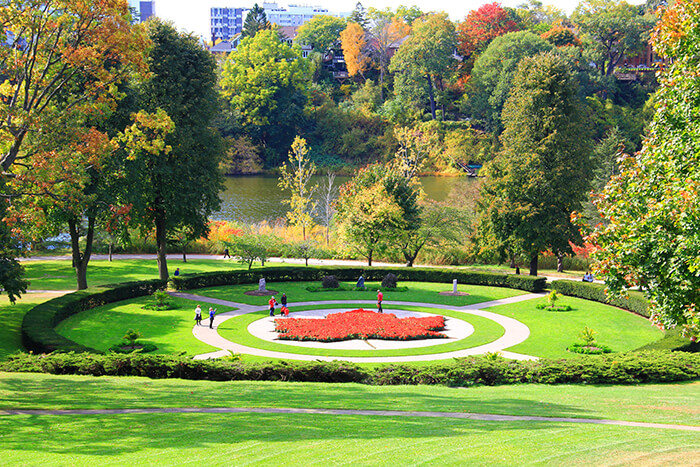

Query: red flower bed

[274,309,447,342]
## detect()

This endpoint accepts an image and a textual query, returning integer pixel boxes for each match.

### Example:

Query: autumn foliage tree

[587,0,700,339]
[341,22,371,79]
[457,2,520,72]
[278,137,318,241]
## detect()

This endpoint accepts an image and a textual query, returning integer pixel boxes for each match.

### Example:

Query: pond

[214,175,477,224]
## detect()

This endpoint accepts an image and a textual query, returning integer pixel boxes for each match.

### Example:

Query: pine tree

[242,3,271,39]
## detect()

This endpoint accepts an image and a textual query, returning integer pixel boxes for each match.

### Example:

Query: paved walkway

[170,291,543,362]
[2,407,697,432]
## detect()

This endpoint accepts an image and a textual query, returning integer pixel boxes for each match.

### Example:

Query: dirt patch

[244,289,279,296]
[438,291,470,296]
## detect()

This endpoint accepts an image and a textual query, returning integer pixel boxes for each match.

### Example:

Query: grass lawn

[490,296,664,359]
[55,295,226,355]
[0,293,65,359]
[216,304,505,358]
[0,374,698,465]
[22,258,247,290]
[193,280,525,307]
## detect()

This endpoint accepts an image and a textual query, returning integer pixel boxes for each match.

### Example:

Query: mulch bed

[244,289,279,296]
[438,291,470,296]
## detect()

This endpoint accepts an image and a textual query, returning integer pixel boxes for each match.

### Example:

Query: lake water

[214,175,476,224]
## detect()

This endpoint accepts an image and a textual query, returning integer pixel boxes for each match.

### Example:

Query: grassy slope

[489,296,663,359]
[0,374,698,465]
[0,293,65,360]
[55,295,225,355]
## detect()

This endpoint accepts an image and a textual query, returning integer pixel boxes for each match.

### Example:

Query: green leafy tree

[242,3,271,38]
[572,0,654,76]
[389,13,456,120]
[225,231,279,270]
[295,15,346,54]
[0,190,28,303]
[587,0,700,339]
[278,137,318,241]
[221,28,313,166]
[478,52,591,276]
[469,31,554,132]
[127,20,224,280]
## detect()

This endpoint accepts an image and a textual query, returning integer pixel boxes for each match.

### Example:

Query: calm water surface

[214,175,476,224]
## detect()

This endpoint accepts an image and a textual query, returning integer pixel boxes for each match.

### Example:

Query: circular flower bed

[274,309,447,342]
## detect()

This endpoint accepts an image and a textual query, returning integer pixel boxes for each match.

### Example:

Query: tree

[295,15,346,54]
[541,26,582,47]
[341,22,371,79]
[319,172,338,247]
[368,14,410,100]
[478,52,591,276]
[225,231,279,270]
[241,3,271,38]
[221,29,313,166]
[128,21,224,280]
[389,13,456,120]
[572,0,653,77]
[469,31,553,132]
[285,239,318,266]
[278,137,318,241]
[513,0,566,32]
[0,189,28,303]
[456,2,520,71]
[587,0,700,339]
[348,2,369,29]
[335,164,419,266]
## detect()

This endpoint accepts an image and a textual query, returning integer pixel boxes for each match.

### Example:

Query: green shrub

[321,275,340,289]
[108,342,158,354]
[550,280,649,317]
[381,273,398,288]
[2,351,698,386]
[21,279,166,354]
[567,343,612,355]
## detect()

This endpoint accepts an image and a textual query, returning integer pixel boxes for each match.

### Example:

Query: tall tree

[129,20,224,280]
[295,15,346,54]
[278,137,318,241]
[572,0,653,77]
[348,2,369,29]
[0,186,28,302]
[469,31,553,132]
[241,3,270,38]
[456,2,520,72]
[389,13,456,120]
[221,29,313,166]
[478,52,591,276]
[319,171,338,247]
[341,22,371,79]
[368,13,410,100]
[587,0,700,339]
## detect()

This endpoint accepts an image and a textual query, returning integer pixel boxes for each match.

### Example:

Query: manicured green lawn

[490,296,664,359]
[193,280,525,306]
[0,292,65,359]
[217,304,505,358]
[22,258,247,290]
[0,374,698,465]
[55,295,226,355]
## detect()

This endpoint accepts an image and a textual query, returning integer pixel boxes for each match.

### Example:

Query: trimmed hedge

[550,280,649,317]
[21,279,166,354]
[169,266,547,293]
[1,351,698,386]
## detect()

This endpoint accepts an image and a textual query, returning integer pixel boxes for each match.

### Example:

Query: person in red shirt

[377,289,383,313]
[268,296,278,316]
[280,305,289,316]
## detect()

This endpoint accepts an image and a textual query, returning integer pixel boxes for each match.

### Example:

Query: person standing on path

[209,307,216,328]
[281,293,287,308]
[268,296,278,316]
[377,289,383,313]
[194,305,202,326]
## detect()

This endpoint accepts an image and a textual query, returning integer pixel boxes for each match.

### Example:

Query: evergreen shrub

[550,280,649,317]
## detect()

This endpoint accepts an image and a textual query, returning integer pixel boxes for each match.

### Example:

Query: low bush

[567,343,612,355]
[21,279,166,354]
[321,275,340,289]
[381,273,398,288]
[108,342,158,354]
[550,280,649,317]
[2,351,698,386]
[169,266,547,293]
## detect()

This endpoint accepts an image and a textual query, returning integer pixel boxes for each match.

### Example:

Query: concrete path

[2,407,697,432]
[170,291,543,362]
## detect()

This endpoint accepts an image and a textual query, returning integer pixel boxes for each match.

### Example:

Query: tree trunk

[1,130,26,172]
[557,252,564,273]
[68,216,95,290]
[326,226,329,247]
[182,246,187,263]
[305,257,308,266]
[302,224,306,241]
[108,243,113,262]
[529,254,538,277]
[367,249,373,267]
[509,255,516,268]
[379,64,385,101]
[426,74,436,120]
[155,210,169,281]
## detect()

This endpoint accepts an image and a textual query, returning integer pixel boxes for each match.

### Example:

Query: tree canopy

[241,3,271,38]
[295,15,347,54]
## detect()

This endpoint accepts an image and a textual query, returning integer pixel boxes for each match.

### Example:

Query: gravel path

[169,292,543,362]
[2,407,697,432]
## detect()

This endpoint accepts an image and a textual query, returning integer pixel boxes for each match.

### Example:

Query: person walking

[194,305,202,326]
[223,248,231,259]
[209,307,216,328]
[377,289,383,313]
[268,296,278,316]
[280,293,287,308]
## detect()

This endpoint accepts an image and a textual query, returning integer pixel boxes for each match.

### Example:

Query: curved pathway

[169,291,544,362]
[2,407,697,432]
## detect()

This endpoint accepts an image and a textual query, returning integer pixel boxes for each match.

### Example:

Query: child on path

[280,305,289,317]
[268,296,278,316]
[194,305,202,326]
[377,289,383,313]
[209,307,216,328]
